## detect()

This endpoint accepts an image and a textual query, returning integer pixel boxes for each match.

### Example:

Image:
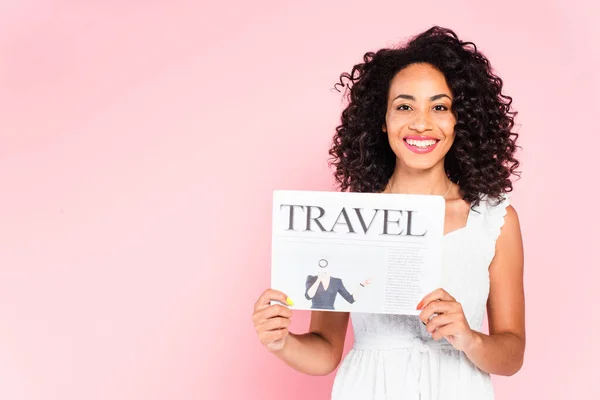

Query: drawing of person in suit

[305,259,371,310]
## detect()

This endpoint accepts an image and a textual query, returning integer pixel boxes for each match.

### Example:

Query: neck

[387,162,452,197]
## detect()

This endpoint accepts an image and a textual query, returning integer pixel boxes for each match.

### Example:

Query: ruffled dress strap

[478,193,511,246]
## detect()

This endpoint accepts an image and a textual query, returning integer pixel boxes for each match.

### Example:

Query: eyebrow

[393,94,452,102]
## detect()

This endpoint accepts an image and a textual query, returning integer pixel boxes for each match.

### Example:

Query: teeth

[406,139,437,148]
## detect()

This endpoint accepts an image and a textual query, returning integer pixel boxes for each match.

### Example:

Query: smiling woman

[251,26,525,400]
[329,28,519,208]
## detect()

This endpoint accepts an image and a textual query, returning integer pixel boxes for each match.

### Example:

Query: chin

[403,159,441,171]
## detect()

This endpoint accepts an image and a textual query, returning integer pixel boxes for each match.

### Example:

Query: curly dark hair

[329,26,520,207]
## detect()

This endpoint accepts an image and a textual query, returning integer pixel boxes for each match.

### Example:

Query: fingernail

[286,298,294,306]
[416,301,423,310]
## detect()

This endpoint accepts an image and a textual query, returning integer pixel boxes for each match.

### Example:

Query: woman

[305,259,371,310]
[251,26,525,400]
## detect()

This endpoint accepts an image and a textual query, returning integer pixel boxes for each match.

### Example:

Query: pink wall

[1,1,598,399]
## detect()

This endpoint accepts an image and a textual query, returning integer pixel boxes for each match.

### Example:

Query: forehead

[388,63,452,97]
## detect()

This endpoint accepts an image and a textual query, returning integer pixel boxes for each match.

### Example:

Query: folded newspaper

[270,190,445,315]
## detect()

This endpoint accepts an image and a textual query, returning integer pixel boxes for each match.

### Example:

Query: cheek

[439,118,457,139]
[444,129,456,142]
[386,113,409,131]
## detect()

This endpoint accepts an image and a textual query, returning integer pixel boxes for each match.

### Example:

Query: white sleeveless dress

[330,195,511,400]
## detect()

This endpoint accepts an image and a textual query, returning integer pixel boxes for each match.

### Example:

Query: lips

[402,136,440,154]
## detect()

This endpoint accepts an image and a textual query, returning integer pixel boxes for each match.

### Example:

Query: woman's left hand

[417,288,478,351]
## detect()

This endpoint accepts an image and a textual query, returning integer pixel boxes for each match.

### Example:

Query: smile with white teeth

[405,139,438,148]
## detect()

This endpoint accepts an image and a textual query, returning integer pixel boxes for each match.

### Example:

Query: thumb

[266,289,294,308]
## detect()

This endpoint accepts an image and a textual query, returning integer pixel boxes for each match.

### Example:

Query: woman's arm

[418,205,525,376]
[462,205,526,375]
[305,275,322,299]
[273,310,350,376]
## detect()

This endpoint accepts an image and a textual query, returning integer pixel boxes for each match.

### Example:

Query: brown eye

[433,105,449,111]
[396,105,412,111]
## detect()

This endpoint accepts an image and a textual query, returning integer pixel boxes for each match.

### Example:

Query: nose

[408,111,433,132]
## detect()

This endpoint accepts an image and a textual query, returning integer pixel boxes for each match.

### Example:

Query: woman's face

[383,63,456,172]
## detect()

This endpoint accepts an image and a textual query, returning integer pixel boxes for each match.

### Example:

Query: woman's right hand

[252,289,294,353]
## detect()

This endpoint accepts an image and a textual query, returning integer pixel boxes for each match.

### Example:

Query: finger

[253,304,293,325]
[252,303,289,325]
[419,301,456,323]
[417,288,455,310]
[257,317,291,333]
[425,313,457,334]
[431,323,459,341]
[254,289,290,311]
[260,328,289,345]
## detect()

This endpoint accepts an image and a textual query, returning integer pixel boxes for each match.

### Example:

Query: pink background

[1,1,598,399]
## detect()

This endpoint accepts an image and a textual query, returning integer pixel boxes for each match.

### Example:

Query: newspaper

[270,190,445,315]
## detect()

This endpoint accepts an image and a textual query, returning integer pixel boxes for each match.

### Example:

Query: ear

[382,123,387,133]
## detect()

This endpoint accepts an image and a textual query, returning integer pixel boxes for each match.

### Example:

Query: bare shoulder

[500,204,522,240]
[491,204,524,273]
[506,204,519,219]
